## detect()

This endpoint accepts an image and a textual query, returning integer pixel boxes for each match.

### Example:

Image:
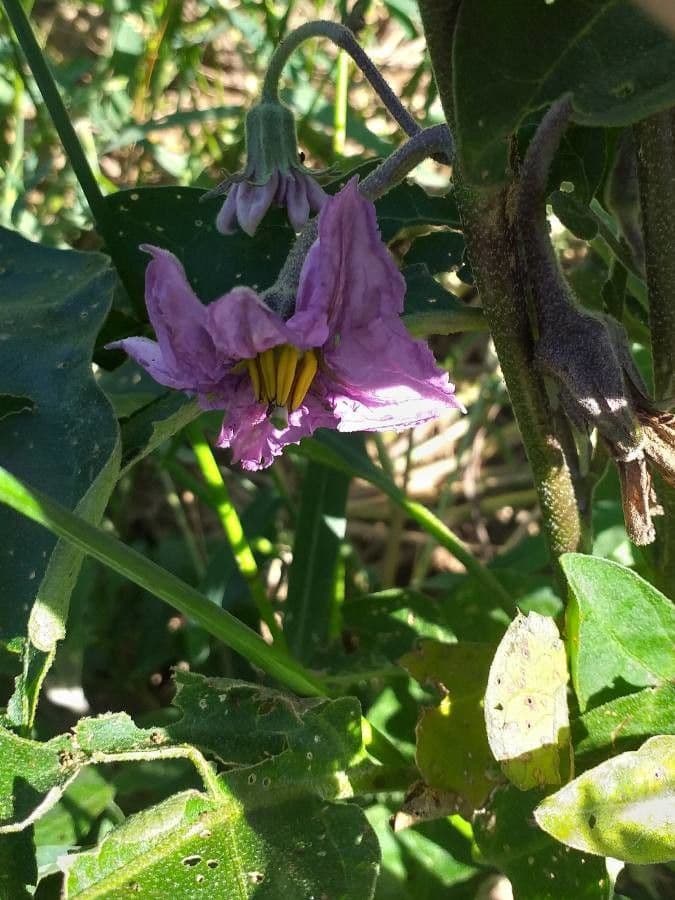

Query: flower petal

[115,245,223,391]
[290,177,405,341]
[304,172,328,214]
[326,317,461,431]
[285,172,311,232]
[216,380,337,470]
[105,336,186,389]
[236,172,279,236]
[215,187,239,235]
[207,286,291,360]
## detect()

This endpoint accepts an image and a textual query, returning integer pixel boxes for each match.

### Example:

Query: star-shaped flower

[111,179,460,470]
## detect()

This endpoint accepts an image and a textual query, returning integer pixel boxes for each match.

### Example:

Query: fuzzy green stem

[634,108,675,593]
[418,0,582,570]
[186,423,286,648]
[261,20,420,138]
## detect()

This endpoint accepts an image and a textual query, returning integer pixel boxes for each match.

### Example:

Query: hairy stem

[418,0,582,566]
[262,20,420,138]
[634,108,675,592]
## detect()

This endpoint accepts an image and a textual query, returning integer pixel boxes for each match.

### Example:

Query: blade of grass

[0,464,408,767]
[186,423,286,648]
[298,432,516,613]
[0,464,318,696]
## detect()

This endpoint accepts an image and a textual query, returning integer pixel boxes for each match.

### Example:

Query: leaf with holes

[484,612,571,791]
[562,554,675,712]
[165,671,366,774]
[535,735,675,863]
[454,0,675,183]
[474,785,609,900]
[60,786,379,899]
[401,640,495,813]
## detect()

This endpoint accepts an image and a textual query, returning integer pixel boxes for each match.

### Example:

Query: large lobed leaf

[0,228,120,649]
[453,0,675,184]
[0,672,380,898]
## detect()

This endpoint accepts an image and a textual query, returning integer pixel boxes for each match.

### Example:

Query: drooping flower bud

[204,100,327,236]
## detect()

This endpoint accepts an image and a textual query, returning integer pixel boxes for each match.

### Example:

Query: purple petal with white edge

[105,336,189,390]
[291,177,405,341]
[215,186,239,235]
[236,172,279,236]
[326,316,461,432]
[285,172,311,232]
[110,245,226,392]
[207,286,291,361]
[216,380,337,470]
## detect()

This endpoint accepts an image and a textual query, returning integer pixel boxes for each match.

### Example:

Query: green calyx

[244,101,302,181]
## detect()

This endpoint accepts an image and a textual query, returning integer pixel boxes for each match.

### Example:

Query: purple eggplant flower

[206,101,327,236]
[110,179,460,470]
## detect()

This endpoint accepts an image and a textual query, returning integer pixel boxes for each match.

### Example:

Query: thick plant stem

[457,183,582,562]
[418,0,582,566]
[634,111,675,401]
[261,20,420,138]
[634,109,675,592]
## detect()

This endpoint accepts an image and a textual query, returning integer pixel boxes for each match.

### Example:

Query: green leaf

[401,264,486,337]
[0,228,119,647]
[454,0,675,184]
[166,671,365,774]
[551,190,600,241]
[61,787,379,899]
[0,673,380,898]
[119,395,200,475]
[401,640,495,812]
[341,589,456,672]
[535,735,675,864]
[0,393,34,422]
[573,682,675,765]
[374,183,461,241]
[34,769,115,873]
[562,554,675,712]
[285,461,349,663]
[0,726,74,831]
[548,125,607,205]
[103,187,294,312]
[0,830,36,898]
[404,231,465,275]
[484,612,571,790]
[475,785,609,900]
[366,804,478,899]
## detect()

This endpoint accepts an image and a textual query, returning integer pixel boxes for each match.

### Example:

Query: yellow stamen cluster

[245,345,318,412]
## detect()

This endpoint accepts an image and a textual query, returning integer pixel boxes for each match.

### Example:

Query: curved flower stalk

[110,180,460,470]
[203,101,327,236]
